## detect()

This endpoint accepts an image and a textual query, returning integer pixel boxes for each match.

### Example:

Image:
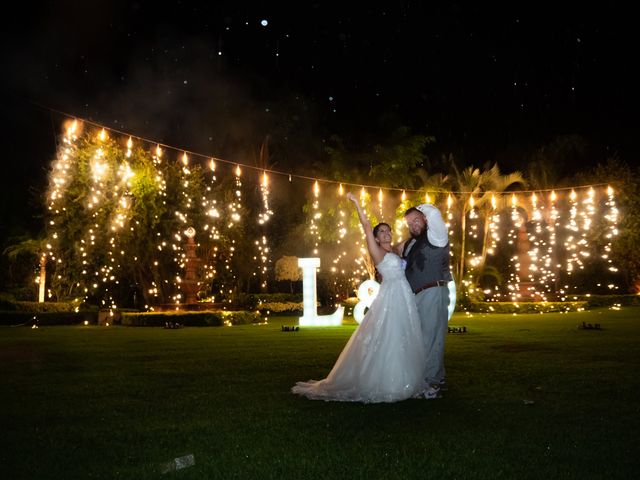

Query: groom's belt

[413,280,448,294]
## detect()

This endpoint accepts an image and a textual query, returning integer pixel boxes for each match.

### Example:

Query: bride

[292,192,427,403]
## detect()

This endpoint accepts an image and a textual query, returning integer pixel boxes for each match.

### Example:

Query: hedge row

[0,311,97,326]
[253,293,303,303]
[576,294,640,308]
[232,293,303,309]
[465,301,589,314]
[0,299,81,313]
[0,310,262,327]
[257,302,303,315]
[458,294,640,314]
[121,310,261,327]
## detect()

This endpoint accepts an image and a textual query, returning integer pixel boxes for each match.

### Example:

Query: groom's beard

[410,226,427,238]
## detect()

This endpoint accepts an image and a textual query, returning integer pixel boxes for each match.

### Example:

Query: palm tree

[450,162,525,290]
[475,164,526,283]
[3,236,47,302]
[450,164,484,287]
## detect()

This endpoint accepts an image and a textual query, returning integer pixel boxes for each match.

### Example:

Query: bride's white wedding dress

[292,252,427,403]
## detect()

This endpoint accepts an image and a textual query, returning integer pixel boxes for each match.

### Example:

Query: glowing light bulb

[511,194,517,207]
[491,195,497,210]
[210,159,215,171]
[339,184,344,196]
[182,152,189,166]
[401,190,406,202]
[236,165,242,176]
[67,119,78,136]
[314,180,320,196]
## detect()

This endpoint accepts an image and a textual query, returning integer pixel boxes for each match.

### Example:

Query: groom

[402,203,452,400]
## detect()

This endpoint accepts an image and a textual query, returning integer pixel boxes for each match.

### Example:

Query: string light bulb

[66,119,78,137]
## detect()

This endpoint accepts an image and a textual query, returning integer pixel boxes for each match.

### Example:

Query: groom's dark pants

[415,285,449,385]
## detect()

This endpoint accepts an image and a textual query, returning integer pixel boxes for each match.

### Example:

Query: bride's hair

[372,222,391,238]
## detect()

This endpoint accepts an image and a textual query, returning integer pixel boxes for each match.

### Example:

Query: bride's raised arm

[346,192,387,265]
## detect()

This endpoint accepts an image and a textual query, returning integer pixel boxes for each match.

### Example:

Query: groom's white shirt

[416,204,448,248]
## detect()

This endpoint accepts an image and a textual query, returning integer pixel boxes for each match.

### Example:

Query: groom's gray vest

[402,232,452,292]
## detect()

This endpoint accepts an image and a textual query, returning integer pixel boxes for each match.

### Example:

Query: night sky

[1,1,638,241]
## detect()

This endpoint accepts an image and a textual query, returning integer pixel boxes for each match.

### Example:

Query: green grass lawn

[1,308,639,479]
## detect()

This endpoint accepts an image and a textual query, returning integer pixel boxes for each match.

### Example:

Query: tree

[368,127,435,188]
[275,256,301,293]
[527,135,588,189]
[42,126,267,308]
[3,236,47,301]
[584,158,640,292]
[473,164,525,285]
[449,161,525,294]
[449,163,484,287]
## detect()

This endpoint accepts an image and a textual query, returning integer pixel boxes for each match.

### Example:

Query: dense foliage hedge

[0,299,81,313]
[0,311,97,326]
[465,301,588,314]
[257,302,303,315]
[121,310,261,327]
[233,293,303,310]
[460,295,639,313]
[0,294,636,326]
[575,294,640,308]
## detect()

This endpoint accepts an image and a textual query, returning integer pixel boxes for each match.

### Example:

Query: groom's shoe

[423,384,442,400]
[412,391,424,399]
